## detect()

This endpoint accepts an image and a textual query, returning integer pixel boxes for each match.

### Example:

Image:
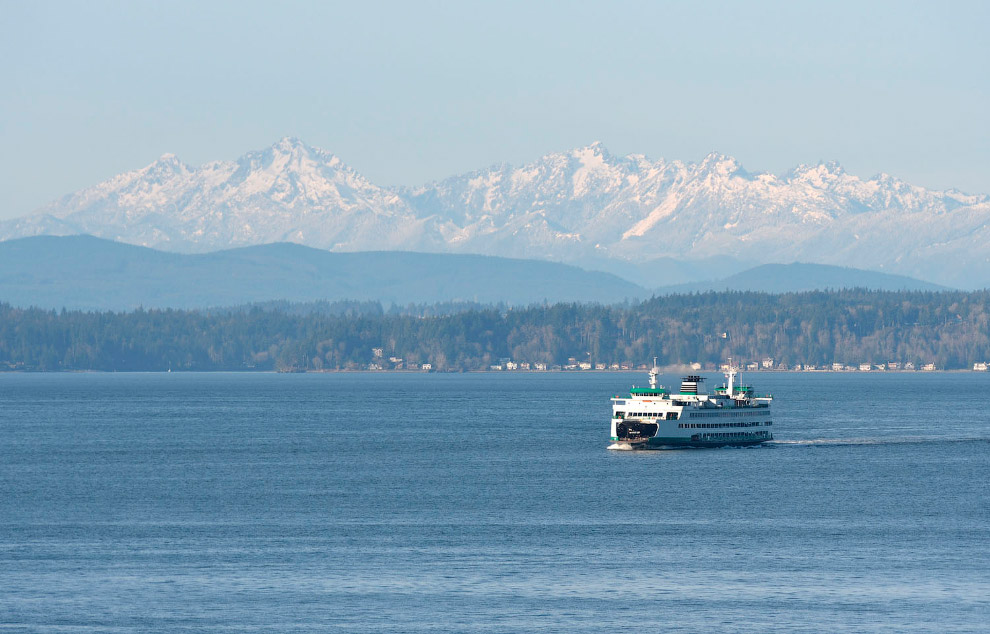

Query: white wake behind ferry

[609,361,774,449]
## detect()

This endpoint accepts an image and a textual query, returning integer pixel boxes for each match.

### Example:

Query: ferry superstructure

[609,361,773,449]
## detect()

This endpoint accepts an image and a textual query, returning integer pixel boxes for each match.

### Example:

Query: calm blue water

[1,371,988,632]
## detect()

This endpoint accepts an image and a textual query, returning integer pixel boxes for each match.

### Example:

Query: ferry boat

[609,360,773,449]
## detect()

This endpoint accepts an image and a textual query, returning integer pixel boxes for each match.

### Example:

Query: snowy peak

[135,154,191,188]
[259,136,343,169]
[689,153,752,192]
[235,137,345,177]
[697,151,739,172]
[564,142,627,197]
[272,135,310,154]
[149,152,188,172]
[567,140,613,166]
[224,138,368,207]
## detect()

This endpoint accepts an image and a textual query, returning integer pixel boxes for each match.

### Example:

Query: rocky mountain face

[3,138,989,287]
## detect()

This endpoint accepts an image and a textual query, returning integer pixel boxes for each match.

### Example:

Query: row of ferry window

[694,431,771,439]
[689,410,761,418]
[625,412,678,420]
[679,421,772,429]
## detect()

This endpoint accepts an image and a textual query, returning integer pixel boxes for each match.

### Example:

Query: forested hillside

[2,290,988,371]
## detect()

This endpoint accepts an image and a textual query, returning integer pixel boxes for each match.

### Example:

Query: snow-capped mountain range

[4,137,989,288]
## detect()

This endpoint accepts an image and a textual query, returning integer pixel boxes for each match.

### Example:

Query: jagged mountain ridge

[10,139,433,253]
[3,138,988,287]
[402,144,988,276]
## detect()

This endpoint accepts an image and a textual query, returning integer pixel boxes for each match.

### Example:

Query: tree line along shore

[2,289,990,373]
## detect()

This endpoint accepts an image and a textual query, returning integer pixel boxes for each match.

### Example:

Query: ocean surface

[1,371,988,632]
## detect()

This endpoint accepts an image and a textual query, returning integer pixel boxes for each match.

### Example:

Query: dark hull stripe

[643,436,769,449]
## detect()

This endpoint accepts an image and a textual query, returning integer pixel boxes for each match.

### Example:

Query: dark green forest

[2,289,989,371]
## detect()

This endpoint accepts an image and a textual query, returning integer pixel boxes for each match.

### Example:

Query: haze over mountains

[0,236,946,311]
[655,263,945,295]
[2,138,988,289]
[0,236,647,310]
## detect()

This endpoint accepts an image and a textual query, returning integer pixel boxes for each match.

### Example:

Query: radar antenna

[725,356,736,396]
[648,357,659,390]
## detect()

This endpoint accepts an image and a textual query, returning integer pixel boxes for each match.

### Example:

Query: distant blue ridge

[0,236,947,311]
[0,235,646,311]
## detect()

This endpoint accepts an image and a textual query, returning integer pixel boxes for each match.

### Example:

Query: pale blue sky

[1,0,987,219]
